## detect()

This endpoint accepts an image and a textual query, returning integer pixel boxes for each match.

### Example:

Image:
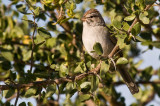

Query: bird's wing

[105,25,117,45]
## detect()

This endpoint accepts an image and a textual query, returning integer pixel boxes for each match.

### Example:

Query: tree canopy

[0,0,160,105]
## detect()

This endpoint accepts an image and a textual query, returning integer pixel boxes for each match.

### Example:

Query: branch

[14,89,20,106]
[113,80,160,86]
[30,11,37,72]
[0,63,101,91]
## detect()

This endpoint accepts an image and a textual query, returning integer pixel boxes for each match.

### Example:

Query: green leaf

[48,54,53,65]
[145,0,155,5]
[131,22,141,36]
[100,61,109,78]
[75,0,83,4]
[74,64,83,74]
[25,88,37,98]
[60,18,71,24]
[45,84,56,98]
[38,27,51,38]
[91,76,99,92]
[16,4,27,14]
[28,102,33,106]
[80,82,91,93]
[142,41,160,49]
[116,34,127,49]
[66,82,77,95]
[112,19,121,29]
[122,22,130,31]
[93,42,103,55]
[79,94,91,102]
[5,89,15,98]
[23,50,32,61]
[50,64,56,69]
[34,7,40,16]
[142,66,152,81]
[153,84,160,97]
[46,37,56,48]
[34,35,45,45]
[116,57,128,65]
[0,70,10,79]
[135,36,146,42]
[124,14,136,21]
[65,1,76,10]
[19,102,26,106]
[59,63,68,77]
[1,52,14,61]
[139,13,149,24]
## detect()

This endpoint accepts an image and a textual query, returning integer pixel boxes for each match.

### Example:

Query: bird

[81,9,139,94]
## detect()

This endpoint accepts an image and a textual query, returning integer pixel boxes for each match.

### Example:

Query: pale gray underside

[82,21,115,59]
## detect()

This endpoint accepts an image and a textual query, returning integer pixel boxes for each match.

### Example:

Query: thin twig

[30,11,37,72]
[14,89,20,106]
[54,81,60,102]
[1,77,160,91]
[113,80,160,86]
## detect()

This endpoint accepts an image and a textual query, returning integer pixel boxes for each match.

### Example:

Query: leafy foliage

[0,0,160,106]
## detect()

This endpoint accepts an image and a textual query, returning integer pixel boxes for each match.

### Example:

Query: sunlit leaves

[59,63,68,77]
[1,52,14,61]
[122,22,130,31]
[116,34,127,49]
[79,94,91,102]
[46,37,56,48]
[23,50,32,61]
[116,57,128,65]
[124,14,136,21]
[139,12,150,24]
[25,88,37,98]
[112,19,122,29]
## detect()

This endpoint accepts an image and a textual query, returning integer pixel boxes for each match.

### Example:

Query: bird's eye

[90,16,93,18]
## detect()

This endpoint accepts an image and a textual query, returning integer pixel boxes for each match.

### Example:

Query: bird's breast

[82,24,115,59]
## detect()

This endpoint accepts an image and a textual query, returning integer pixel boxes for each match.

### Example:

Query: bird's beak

[81,17,86,21]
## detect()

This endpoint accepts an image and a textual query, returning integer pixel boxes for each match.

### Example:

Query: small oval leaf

[38,27,51,38]
[116,57,128,65]
[93,42,103,55]
[124,14,136,21]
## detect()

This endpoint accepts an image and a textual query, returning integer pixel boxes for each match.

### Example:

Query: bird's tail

[117,66,139,94]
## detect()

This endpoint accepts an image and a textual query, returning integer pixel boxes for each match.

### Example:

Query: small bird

[81,9,139,94]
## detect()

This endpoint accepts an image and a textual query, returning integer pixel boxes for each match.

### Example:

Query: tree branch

[0,63,101,91]
[1,77,160,91]
[113,80,160,86]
